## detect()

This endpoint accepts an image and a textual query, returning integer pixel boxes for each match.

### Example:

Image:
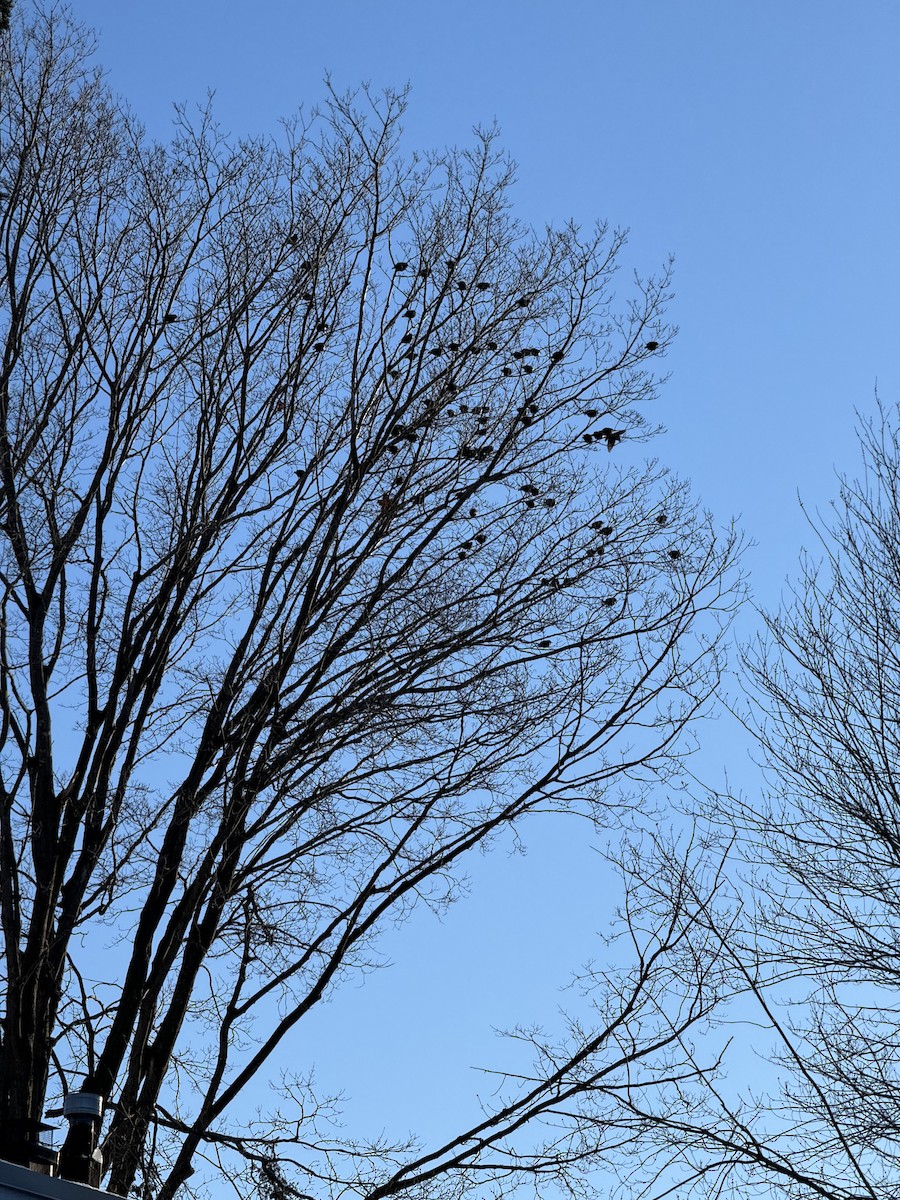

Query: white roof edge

[0,1159,115,1200]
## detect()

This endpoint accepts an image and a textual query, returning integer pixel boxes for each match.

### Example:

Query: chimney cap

[61,1094,103,1119]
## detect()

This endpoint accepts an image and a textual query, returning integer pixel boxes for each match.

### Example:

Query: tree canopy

[0,7,739,1198]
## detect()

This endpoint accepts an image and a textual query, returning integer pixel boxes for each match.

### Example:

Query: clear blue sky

[64,0,900,1157]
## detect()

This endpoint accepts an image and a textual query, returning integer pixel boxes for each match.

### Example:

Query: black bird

[502,367,513,376]
[317,321,328,332]
[475,281,491,291]
[523,364,534,374]
[462,540,474,550]
[403,308,416,318]
[598,427,625,451]
[286,234,299,247]
[486,340,499,350]
[446,409,457,418]
[525,499,536,508]
[599,524,614,537]
[515,296,530,308]
[529,403,539,414]
[418,267,431,278]
[458,402,468,412]
[656,513,668,525]
[551,350,564,362]
[393,261,409,271]
[522,347,540,357]
[429,346,443,357]
[512,350,524,360]
[401,333,414,344]
[469,507,478,517]
[164,312,179,324]
[302,291,314,302]
[668,548,681,560]
[476,532,487,543]
[458,549,467,559]
[645,340,659,351]
[315,342,326,352]
[446,259,458,271]
[602,597,617,607]
[521,484,540,495]
[538,639,551,649]
[582,433,592,443]
[584,408,599,418]
[300,259,312,270]
[448,341,460,351]
[544,498,556,508]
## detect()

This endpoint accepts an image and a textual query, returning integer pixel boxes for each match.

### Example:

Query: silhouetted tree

[614,402,900,1200]
[0,7,740,1198]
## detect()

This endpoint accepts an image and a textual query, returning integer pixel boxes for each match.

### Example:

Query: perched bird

[448,341,460,351]
[668,548,681,560]
[446,409,457,418]
[538,639,551,649]
[379,495,392,511]
[521,484,540,495]
[544,498,556,508]
[393,261,409,272]
[462,540,474,550]
[656,513,668,525]
[429,346,443,357]
[476,532,487,543]
[602,597,617,607]
[302,291,314,302]
[551,350,564,363]
[317,321,328,332]
[475,281,491,291]
[300,259,312,270]
[486,341,499,351]
[502,367,513,377]
[645,340,659,351]
[418,267,431,278]
[469,507,478,517]
[457,280,468,292]
[401,333,414,344]
[584,408,600,418]
[582,433,593,444]
[164,312,179,324]
[515,296,530,308]
[512,350,525,360]
[286,234,299,247]
[522,347,540,357]
[529,403,539,414]
[525,498,536,508]
[403,308,416,318]
[445,259,458,271]
[314,342,326,352]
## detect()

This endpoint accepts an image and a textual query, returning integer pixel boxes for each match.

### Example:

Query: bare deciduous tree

[0,8,740,1198]
[612,403,900,1200]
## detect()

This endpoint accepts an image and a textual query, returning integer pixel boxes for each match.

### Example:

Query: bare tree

[606,402,900,1200]
[0,7,740,1198]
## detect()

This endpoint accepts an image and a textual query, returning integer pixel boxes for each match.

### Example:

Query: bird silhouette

[486,340,499,350]
[315,342,326,352]
[582,433,592,443]
[317,321,328,332]
[512,350,524,360]
[401,334,414,344]
[597,428,624,451]
[393,261,409,272]
[551,350,564,362]
[645,341,659,351]
[429,346,443,357]
[469,507,478,517]
[403,308,416,318]
[544,498,556,508]
[538,639,551,649]
[418,267,431,278]
[602,597,617,607]
[656,513,668,525]
[502,367,513,376]
[668,548,681,560]
[523,347,539,357]
[515,296,530,308]
[475,281,491,291]
[584,408,599,418]
[164,313,179,324]
[476,532,487,543]
[448,341,460,351]
[523,365,534,374]
[445,259,458,271]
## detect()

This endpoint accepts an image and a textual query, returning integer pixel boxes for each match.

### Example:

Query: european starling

[462,540,474,550]
[286,234,299,247]
[656,513,668,525]
[598,427,625,452]
[393,261,409,271]
[315,342,326,352]
[544,498,556,508]
[599,525,614,537]
[459,403,469,412]
[512,350,524,360]
[582,433,593,444]
[476,532,487,543]
[429,346,443,357]
[523,347,540,357]
[458,549,467,559]
[645,341,659,351]
[457,281,468,292]
[584,408,600,418]
[317,321,328,332]
[164,313,179,324]
[602,597,617,607]
[523,365,534,374]
[538,639,551,649]
[388,443,399,454]
[521,484,540,495]
[401,333,414,344]
[302,291,314,302]
[668,548,681,560]
[446,409,456,418]
[403,308,416,318]
[475,281,491,291]
[446,259,458,271]
[469,507,478,517]
[551,350,564,362]
[529,403,539,414]
[525,499,536,508]
[300,259,312,270]
[418,267,431,278]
